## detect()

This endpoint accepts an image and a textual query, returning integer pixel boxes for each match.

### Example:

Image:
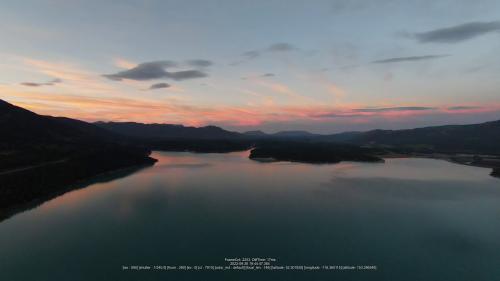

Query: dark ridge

[242,130,268,137]
[320,131,364,142]
[95,121,241,139]
[271,130,320,138]
[346,120,500,154]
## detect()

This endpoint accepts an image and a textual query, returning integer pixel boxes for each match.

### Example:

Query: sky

[1,0,499,133]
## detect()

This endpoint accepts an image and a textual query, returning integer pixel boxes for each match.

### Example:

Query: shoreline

[381,153,500,178]
[0,159,157,223]
[251,151,500,179]
[2,150,498,223]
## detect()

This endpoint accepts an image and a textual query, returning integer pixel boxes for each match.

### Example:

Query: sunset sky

[1,0,500,133]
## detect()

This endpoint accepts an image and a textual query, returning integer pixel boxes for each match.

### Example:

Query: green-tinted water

[1,151,499,281]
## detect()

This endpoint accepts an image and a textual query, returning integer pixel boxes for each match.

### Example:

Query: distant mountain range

[243,130,319,138]
[3,99,500,154]
[2,98,499,221]
[97,116,500,154]
[250,121,500,154]
[242,130,268,137]
[1,98,499,219]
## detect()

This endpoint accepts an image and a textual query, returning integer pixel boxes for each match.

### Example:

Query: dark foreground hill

[0,99,156,220]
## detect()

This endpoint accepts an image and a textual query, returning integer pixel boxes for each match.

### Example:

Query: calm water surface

[1,151,499,281]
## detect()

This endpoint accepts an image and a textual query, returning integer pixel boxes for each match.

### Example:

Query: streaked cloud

[114,58,136,69]
[261,73,275,77]
[20,78,62,87]
[415,21,500,43]
[268,43,295,52]
[103,60,176,81]
[233,42,298,65]
[308,106,437,119]
[310,113,365,118]
[103,60,208,81]
[166,70,207,81]
[2,1,500,134]
[149,83,170,90]
[4,83,499,132]
[372,55,449,64]
[447,106,482,110]
[241,73,276,80]
[353,107,436,112]
[242,50,260,59]
[326,84,346,98]
[186,59,213,67]
[21,58,117,93]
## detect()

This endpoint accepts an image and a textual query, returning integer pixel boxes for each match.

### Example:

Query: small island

[492,168,500,178]
[249,142,384,164]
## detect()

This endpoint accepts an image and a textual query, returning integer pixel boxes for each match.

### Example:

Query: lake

[1,151,499,281]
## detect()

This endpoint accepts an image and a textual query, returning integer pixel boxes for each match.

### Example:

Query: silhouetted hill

[321,131,364,142]
[0,100,116,144]
[95,121,241,139]
[0,99,156,219]
[243,130,319,139]
[272,130,319,138]
[345,120,500,154]
[243,130,268,137]
[95,118,500,155]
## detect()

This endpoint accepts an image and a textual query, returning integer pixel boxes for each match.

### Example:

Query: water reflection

[0,165,151,222]
[0,151,499,281]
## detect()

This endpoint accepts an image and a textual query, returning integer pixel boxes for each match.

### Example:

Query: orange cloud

[114,58,136,69]
[255,80,318,105]
[2,57,499,130]
[327,84,346,98]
